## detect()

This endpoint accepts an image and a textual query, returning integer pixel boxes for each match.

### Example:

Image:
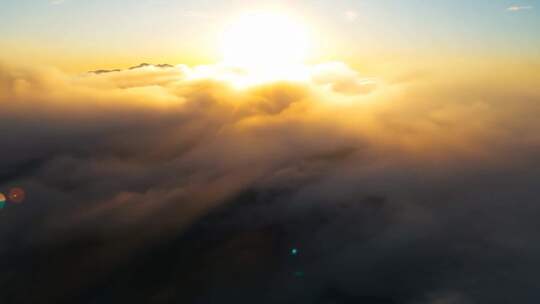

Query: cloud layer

[1,61,540,303]
[507,5,533,11]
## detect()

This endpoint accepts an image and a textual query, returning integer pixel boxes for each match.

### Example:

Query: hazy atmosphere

[1,1,540,303]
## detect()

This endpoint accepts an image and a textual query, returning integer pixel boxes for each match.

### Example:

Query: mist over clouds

[1,61,540,304]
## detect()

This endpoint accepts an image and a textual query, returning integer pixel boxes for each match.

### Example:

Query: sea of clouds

[0,60,539,303]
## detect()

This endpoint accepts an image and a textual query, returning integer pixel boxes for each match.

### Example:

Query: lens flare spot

[8,188,25,204]
[0,193,6,209]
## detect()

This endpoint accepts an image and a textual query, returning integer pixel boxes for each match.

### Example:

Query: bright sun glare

[220,12,312,75]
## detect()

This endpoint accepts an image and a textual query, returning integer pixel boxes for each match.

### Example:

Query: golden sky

[1,0,539,71]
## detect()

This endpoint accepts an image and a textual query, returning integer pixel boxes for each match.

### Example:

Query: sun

[220,12,312,74]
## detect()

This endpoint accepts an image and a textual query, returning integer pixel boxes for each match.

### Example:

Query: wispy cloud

[507,5,533,11]
[344,10,358,22]
[180,10,212,19]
